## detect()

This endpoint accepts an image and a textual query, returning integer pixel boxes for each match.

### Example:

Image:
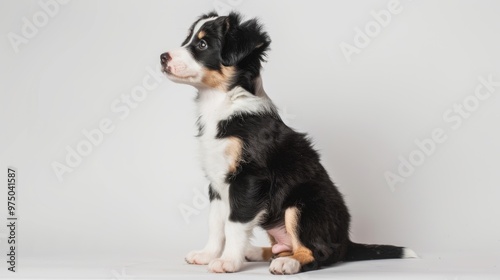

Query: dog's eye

[197,40,208,50]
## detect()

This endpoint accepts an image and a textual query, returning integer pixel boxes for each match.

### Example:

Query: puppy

[160,11,416,274]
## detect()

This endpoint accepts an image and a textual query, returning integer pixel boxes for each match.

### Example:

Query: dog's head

[161,12,271,94]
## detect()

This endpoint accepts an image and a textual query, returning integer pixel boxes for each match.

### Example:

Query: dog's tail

[343,241,418,262]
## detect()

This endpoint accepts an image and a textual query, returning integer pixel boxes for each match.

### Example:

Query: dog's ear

[220,12,271,66]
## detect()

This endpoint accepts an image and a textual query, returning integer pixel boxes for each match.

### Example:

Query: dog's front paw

[185,250,218,265]
[269,257,301,275]
[208,258,243,273]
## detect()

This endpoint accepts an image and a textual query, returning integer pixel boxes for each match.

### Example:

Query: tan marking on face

[285,207,315,265]
[262,247,274,261]
[201,66,235,91]
[225,136,243,173]
[197,30,206,39]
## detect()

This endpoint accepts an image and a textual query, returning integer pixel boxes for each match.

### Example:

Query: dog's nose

[160,52,171,64]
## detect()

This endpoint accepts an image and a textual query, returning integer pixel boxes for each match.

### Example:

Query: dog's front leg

[208,219,253,273]
[207,175,264,273]
[185,199,226,265]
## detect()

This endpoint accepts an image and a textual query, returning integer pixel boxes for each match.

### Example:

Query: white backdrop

[1,0,500,278]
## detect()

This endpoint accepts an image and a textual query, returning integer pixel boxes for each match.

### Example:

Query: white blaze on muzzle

[167,47,203,82]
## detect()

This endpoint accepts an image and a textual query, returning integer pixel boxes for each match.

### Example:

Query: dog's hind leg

[269,207,317,274]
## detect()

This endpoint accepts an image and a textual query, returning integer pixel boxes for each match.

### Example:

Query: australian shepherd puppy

[160,11,416,275]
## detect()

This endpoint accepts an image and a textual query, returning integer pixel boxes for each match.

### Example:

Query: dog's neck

[195,76,276,120]
[196,75,268,100]
[230,73,258,94]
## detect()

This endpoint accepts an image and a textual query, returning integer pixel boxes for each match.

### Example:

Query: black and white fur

[160,11,416,274]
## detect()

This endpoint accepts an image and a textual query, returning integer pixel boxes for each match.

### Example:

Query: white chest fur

[195,86,274,198]
[197,89,236,198]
